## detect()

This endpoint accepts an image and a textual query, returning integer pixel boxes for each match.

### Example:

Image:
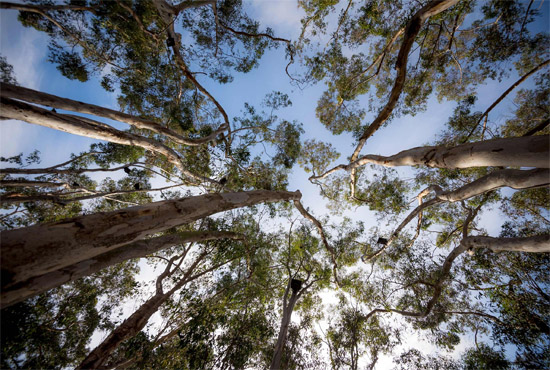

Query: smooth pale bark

[462,235,550,253]
[0,96,218,185]
[0,231,240,308]
[0,190,301,293]
[350,0,460,161]
[363,168,549,260]
[314,135,550,181]
[270,289,300,370]
[0,82,224,146]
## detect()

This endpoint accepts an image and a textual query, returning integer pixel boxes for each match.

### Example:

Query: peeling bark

[0,190,301,295]
[0,231,241,308]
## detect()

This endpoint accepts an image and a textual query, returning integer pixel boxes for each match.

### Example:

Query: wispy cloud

[246,0,305,39]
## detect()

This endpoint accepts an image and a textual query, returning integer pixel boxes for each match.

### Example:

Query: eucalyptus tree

[0,0,549,368]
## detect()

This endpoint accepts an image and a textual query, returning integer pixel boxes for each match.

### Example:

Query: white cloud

[0,12,49,89]
[246,0,305,39]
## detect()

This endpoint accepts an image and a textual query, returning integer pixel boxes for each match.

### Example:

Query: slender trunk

[0,231,240,308]
[0,180,68,188]
[0,97,216,184]
[78,247,226,369]
[270,290,299,370]
[314,135,550,181]
[77,291,170,369]
[462,234,550,253]
[0,82,222,146]
[364,168,548,260]
[0,190,301,295]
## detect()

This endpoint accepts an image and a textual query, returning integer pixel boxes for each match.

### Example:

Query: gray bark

[0,231,241,308]
[0,190,301,296]
[270,289,299,370]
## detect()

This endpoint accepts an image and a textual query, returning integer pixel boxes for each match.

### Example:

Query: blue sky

[1,0,549,367]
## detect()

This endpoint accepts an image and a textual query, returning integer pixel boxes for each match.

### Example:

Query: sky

[1,0,549,368]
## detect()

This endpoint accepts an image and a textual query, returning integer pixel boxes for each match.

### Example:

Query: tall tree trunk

[77,246,225,369]
[0,82,224,146]
[313,135,550,181]
[462,234,550,253]
[0,190,301,296]
[0,96,217,184]
[270,290,299,370]
[0,231,240,308]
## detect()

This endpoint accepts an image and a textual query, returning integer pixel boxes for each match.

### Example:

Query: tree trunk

[77,247,221,369]
[462,234,550,253]
[77,291,170,369]
[0,190,301,295]
[270,290,299,370]
[0,96,215,183]
[353,135,549,169]
[0,82,223,146]
[431,168,550,202]
[314,135,550,181]
[0,231,240,308]
[364,168,549,260]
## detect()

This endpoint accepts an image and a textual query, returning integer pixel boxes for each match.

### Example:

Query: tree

[1,0,549,368]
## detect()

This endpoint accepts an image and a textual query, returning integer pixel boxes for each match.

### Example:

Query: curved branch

[293,200,340,285]
[0,183,190,205]
[350,0,459,162]
[1,96,219,185]
[153,0,231,144]
[363,169,548,260]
